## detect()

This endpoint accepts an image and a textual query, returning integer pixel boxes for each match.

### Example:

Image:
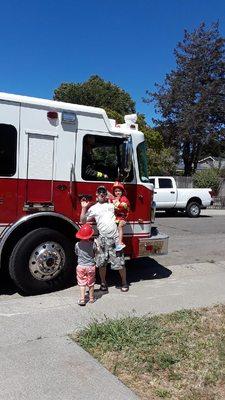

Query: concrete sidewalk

[201,209,225,216]
[1,260,225,399]
[1,337,138,400]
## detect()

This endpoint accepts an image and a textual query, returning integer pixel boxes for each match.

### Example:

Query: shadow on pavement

[0,258,172,296]
[99,257,172,288]
[0,271,18,296]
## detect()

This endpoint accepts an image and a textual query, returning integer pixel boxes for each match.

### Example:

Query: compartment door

[26,133,55,203]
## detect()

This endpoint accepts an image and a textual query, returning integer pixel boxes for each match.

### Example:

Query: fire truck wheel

[186,202,201,218]
[9,228,75,294]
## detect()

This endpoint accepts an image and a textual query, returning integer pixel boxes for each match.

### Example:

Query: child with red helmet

[75,223,96,306]
[111,181,130,251]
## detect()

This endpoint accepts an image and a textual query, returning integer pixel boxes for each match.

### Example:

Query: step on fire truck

[0,92,168,294]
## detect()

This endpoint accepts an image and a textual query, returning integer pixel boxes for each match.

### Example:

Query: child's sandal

[89,298,95,304]
[121,284,129,292]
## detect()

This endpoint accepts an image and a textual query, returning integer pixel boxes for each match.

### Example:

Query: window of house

[158,178,173,188]
[0,124,17,176]
[82,134,133,182]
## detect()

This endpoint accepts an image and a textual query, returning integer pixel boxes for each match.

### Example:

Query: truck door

[154,178,176,208]
[26,133,55,204]
[0,101,19,223]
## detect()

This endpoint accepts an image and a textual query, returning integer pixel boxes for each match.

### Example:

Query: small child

[75,223,96,306]
[110,181,130,251]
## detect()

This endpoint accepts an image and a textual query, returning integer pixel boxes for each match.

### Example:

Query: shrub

[193,168,221,194]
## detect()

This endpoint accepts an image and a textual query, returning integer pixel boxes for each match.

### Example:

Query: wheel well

[186,197,202,207]
[0,216,78,272]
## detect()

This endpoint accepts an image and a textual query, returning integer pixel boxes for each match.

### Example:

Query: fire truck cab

[0,92,168,294]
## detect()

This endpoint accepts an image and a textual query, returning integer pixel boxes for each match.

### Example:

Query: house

[176,156,225,174]
[197,156,225,170]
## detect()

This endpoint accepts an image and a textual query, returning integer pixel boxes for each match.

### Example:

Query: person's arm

[117,197,130,215]
[80,200,95,223]
[75,242,79,255]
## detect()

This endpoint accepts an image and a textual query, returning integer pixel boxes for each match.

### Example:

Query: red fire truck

[0,92,168,294]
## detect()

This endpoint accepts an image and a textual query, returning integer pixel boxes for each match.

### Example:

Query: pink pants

[76,265,96,287]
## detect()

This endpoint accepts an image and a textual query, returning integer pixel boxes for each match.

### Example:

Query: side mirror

[120,137,133,180]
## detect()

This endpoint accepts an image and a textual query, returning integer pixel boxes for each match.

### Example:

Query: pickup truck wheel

[9,228,75,294]
[186,202,201,218]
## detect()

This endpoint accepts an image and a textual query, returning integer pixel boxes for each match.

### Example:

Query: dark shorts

[95,236,125,270]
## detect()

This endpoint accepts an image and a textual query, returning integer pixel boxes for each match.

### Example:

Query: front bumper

[138,228,169,256]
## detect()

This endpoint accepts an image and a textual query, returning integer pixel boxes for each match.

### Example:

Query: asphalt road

[155,209,225,266]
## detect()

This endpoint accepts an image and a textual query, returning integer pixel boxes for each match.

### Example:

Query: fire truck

[0,92,168,294]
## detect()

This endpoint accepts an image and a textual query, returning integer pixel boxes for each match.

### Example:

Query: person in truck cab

[80,185,129,292]
[82,135,108,180]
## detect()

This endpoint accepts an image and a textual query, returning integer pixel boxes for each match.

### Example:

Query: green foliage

[219,167,225,178]
[144,128,164,152]
[147,147,177,176]
[145,22,225,176]
[54,75,135,116]
[105,109,124,124]
[136,114,175,175]
[193,168,221,193]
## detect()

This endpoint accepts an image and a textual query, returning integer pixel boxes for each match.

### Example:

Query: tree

[145,22,225,176]
[54,75,135,116]
[54,76,176,174]
[200,136,225,159]
[137,114,177,175]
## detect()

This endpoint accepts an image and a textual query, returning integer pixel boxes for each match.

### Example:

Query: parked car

[149,176,213,217]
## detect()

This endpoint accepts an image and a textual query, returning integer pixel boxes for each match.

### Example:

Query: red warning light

[47,111,58,119]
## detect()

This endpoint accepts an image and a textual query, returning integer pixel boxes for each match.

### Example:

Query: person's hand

[81,200,89,208]
[103,173,108,179]
[113,200,120,208]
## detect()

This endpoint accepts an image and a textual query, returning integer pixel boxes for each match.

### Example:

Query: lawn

[71,305,225,400]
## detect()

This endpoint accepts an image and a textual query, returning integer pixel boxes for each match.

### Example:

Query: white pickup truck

[149,176,213,217]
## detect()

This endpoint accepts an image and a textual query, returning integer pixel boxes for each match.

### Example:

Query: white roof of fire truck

[0,92,139,134]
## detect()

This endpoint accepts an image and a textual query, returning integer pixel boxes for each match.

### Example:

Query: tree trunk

[182,141,193,176]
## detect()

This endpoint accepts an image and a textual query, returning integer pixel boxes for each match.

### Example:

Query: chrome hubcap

[29,241,65,281]
[190,204,199,216]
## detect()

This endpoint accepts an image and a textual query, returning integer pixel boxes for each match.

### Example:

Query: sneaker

[100,283,108,292]
[116,243,126,251]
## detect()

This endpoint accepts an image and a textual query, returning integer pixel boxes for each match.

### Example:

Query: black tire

[9,228,75,294]
[186,202,201,218]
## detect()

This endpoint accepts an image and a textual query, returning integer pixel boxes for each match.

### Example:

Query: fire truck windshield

[137,141,149,183]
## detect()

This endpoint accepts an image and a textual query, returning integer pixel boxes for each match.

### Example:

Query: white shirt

[85,202,118,238]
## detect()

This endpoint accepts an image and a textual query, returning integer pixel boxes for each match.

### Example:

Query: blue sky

[1,0,225,125]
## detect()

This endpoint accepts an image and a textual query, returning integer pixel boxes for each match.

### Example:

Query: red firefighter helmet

[76,224,94,240]
[112,181,125,194]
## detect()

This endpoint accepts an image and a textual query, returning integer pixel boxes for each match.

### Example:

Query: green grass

[71,305,225,400]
